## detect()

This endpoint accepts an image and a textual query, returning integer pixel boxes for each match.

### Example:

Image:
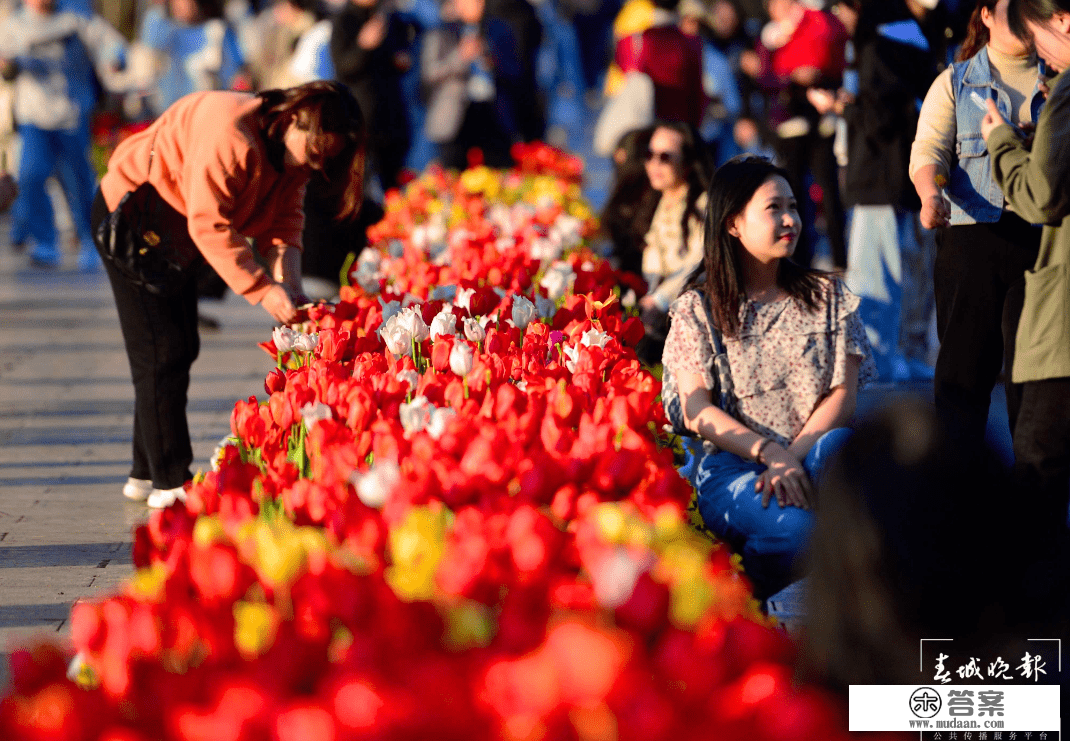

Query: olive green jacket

[988,68,1070,383]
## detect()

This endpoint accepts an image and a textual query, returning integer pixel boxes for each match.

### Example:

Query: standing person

[249,0,335,90]
[615,0,706,130]
[741,0,849,268]
[831,0,945,381]
[982,0,1070,623]
[662,155,875,600]
[92,81,366,508]
[0,0,126,271]
[912,0,1044,447]
[637,120,711,364]
[332,0,414,190]
[138,0,247,116]
[421,0,522,170]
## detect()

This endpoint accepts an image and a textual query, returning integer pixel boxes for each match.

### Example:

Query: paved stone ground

[0,234,278,689]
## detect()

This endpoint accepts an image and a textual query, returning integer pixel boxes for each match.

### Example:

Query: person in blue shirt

[0,0,125,270]
[139,0,246,117]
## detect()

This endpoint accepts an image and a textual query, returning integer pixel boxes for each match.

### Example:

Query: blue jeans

[693,427,851,599]
[845,205,935,379]
[16,120,96,260]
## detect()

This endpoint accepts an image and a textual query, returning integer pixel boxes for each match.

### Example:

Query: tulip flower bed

[2,147,880,741]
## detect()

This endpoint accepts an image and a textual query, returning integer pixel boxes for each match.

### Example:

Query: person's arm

[910,67,956,228]
[679,368,814,509]
[786,354,860,461]
[666,293,813,509]
[985,78,1070,224]
[77,13,127,82]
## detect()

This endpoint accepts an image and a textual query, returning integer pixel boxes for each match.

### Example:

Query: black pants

[934,213,1041,449]
[92,189,199,489]
[1012,377,1070,628]
[776,130,846,268]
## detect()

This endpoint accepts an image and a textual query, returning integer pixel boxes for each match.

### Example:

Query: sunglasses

[645,149,680,165]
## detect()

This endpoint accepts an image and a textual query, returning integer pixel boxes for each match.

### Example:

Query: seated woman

[636,120,711,364]
[662,155,876,600]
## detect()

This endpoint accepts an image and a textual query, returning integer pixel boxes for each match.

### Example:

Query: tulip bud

[273,326,298,353]
[429,308,457,339]
[455,287,475,312]
[580,328,611,349]
[381,317,413,357]
[264,367,287,395]
[462,317,485,343]
[292,332,320,353]
[396,306,430,343]
[511,295,536,330]
[396,369,419,388]
[350,460,400,508]
[399,395,433,434]
[449,341,474,377]
[300,401,333,431]
[535,295,556,320]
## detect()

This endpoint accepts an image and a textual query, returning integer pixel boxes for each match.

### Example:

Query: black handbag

[94,137,201,295]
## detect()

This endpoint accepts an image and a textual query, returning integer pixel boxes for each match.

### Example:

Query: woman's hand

[981,99,1008,143]
[270,244,309,305]
[261,283,298,324]
[919,193,951,229]
[754,442,813,510]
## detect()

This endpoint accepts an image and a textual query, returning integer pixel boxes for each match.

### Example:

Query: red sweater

[769,8,848,83]
[101,92,308,305]
[617,23,706,129]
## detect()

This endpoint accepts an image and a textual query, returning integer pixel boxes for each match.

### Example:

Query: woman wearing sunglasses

[637,120,712,362]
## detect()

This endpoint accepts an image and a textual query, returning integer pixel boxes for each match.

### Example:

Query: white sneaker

[147,486,187,509]
[122,477,152,501]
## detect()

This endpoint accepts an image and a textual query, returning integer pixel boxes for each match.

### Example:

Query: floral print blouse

[662,277,877,452]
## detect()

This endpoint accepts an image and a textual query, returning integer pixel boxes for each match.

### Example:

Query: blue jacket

[949,47,1045,225]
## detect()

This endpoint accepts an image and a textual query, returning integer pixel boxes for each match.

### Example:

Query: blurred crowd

[0,0,1006,376]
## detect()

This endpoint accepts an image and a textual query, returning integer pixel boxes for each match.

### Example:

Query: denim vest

[948,47,1045,225]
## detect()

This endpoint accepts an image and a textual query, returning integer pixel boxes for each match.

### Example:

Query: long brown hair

[685,155,825,338]
[957,0,1000,61]
[258,81,367,221]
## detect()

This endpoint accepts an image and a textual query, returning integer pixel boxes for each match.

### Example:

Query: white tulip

[396,306,430,343]
[429,309,457,339]
[396,369,420,388]
[273,326,299,353]
[426,407,457,440]
[462,317,485,343]
[381,318,413,357]
[562,343,579,373]
[535,295,557,321]
[399,395,433,434]
[449,341,474,377]
[580,328,611,349]
[539,262,575,300]
[591,547,649,609]
[292,332,320,353]
[350,460,400,509]
[300,401,333,431]
[455,287,475,312]
[511,295,537,330]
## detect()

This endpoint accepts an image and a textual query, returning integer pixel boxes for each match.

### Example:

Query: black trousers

[91,189,199,489]
[1012,378,1070,628]
[933,212,1041,449]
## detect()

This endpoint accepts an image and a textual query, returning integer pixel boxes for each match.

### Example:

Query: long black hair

[636,120,713,260]
[600,126,654,275]
[257,80,367,220]
[1008,0,1070,38]
[685,155,825,337]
